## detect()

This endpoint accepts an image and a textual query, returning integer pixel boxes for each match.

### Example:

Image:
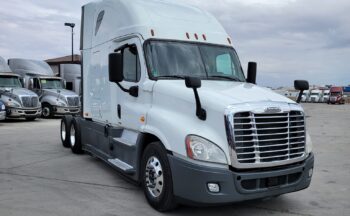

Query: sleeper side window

[123,46,141,82]
[95,10,105,35]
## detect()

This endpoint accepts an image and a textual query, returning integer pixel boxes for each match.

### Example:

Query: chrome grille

[232,111,305,164]
[21,96,39,108]
[67,97,79,107]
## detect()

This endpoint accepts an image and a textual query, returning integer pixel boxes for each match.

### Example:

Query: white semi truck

[308,89,322,103]
[9,59,80,118]
[60,0,314,211]
[0,57,42,120]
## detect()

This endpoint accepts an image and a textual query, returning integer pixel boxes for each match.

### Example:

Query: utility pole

[64,23,76,62]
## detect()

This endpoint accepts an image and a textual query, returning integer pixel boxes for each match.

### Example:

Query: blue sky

[0,0,349,87]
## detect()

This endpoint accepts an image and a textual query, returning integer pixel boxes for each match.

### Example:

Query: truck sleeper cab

[8,59,80,118]
[60,0,314,211]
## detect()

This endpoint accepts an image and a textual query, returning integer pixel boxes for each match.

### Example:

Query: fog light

[308,168,313,177]
[207,183,220,193]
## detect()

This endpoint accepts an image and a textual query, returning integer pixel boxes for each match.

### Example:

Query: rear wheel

[42,104,54,118]
[61,115,73,148]
[70,118,83,154]
[141,142,177,212]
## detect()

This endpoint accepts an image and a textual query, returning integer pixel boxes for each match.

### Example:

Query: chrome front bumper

[6,107,42,118]
[0,111,5,120]
[54,106,80,115]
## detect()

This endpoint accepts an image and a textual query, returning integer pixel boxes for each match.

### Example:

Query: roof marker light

[202,34,207,41]
[194,33,199,40]
[186,32,190,39]
[151,29,155,36]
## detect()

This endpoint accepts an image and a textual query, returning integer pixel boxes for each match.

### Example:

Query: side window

[66,82,73,90]
[95,11,105,35]
[216,54,234,75]
[123,46,141,82]
[33,78,40,89]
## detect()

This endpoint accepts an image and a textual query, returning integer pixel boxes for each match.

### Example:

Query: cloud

[0,0,349,87]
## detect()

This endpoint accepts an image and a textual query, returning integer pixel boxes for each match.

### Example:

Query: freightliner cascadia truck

[60,0,314,211]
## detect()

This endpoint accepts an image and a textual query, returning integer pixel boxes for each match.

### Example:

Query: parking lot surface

[0,104,349,216]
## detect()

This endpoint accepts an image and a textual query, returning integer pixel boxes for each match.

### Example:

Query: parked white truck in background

[322,89,330,103]
[60,0,314,211]
[0,57,41,120]
[308,89,322,103]
[9,59,80,118]
[301,90,310,102]
[59,64,81,95]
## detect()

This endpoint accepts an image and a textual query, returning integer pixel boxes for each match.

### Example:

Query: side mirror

[185,76,201,89]
[109,53,124,83]
[294,80,309,103]
[29,79,34,89]
[247,62,257,84]
[185,77,206,121]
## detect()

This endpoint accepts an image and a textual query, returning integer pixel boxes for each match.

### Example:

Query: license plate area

[267,177,280,188]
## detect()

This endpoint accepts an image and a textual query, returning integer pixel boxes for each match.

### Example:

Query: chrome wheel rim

[70,125,75,147]
[145,156,164,198]
[42,107,50,117]
[61,122,66,141]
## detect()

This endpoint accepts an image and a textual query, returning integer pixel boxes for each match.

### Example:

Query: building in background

[45,55,81,94]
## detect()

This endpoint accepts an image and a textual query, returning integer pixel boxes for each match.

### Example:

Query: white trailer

[60,0,314,211]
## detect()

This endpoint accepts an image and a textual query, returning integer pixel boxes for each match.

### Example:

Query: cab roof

[82,0,232,49]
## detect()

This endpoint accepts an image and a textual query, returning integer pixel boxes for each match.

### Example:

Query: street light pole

[64,23,76,62]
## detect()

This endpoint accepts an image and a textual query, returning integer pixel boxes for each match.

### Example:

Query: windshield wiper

[156,75,186,80]
[208,76,241,82]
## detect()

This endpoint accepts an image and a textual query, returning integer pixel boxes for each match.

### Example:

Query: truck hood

[43,88,79,97]
[0,87,37,97]
[153,80,295,111]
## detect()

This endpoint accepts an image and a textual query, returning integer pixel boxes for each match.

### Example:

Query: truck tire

[42,103,54,118]
[61,115,73,148]
[25,117,37,121]
[70,118,83,154]
[141,142,177,212]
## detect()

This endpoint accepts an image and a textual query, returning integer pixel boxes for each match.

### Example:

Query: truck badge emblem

[264,107,282,113]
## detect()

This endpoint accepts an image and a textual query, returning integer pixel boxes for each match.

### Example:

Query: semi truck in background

[60,0,314,211]
[329,86,345,104]
[308,89,322,103]
[321,89,330,103]
[0,57,41,121]
[8,59,80,118]
[59,64,81,95]
[301,90,310,102]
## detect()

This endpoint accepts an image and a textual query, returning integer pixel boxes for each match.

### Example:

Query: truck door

[110,38,152,131]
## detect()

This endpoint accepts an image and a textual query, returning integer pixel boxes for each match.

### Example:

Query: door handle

[117,104,121,119]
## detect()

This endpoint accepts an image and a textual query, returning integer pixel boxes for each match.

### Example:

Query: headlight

[57,101,67,107]
[185,135,228,164]
[1,104,5,110]
[306,132,313,154]
[6,101,21,108]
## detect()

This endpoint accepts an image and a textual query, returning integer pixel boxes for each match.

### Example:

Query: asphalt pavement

[0,104,349,216]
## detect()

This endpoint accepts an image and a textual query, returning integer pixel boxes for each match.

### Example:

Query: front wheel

[141,142,177,212]
[42,104,54,118]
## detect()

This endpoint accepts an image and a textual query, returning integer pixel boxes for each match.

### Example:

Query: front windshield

[311,93,319,96]
[145,41,246,81]
[331,92,341,96]
[0,76,22,88]
[40,79,64,89]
